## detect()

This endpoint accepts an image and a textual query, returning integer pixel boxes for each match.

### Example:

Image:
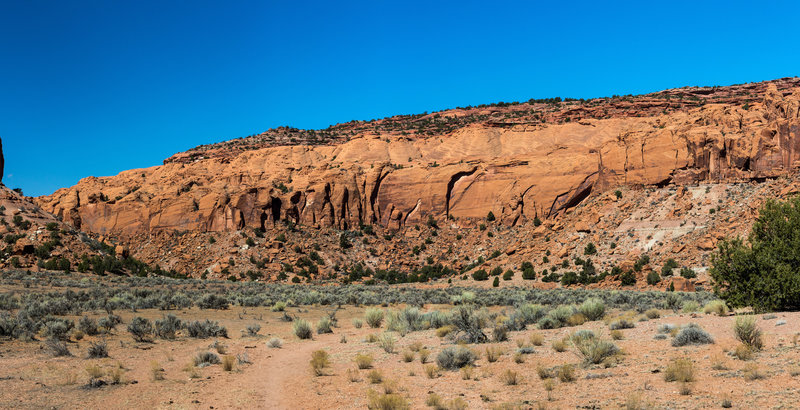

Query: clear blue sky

[1,1,798,197]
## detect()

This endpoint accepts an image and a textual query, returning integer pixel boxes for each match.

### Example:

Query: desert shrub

[155,314,182,339]
[682,301,700,313]
[365,308,385,328]
[664,357,694,382]
[644,309,660,319]
[186,320,227,338]
[436,346,477,370]
[672,323,714,347]
[78,316,99,336]
[610,329,624,340]
[573,337,619,365]
[293,319,312,339]
[733,316,763,350]
[578,298,605,321]
[530,333,544,346]
[449,305,488,344]
[703,300,729,316]
[366,389,409,410]
[567,313,587,326]
[271,301,287,312]
[538,305,573,329]
[45,338,72,356]
[499,369,519,385]
[127,316,153,342]
[317,316,333,334]
[310,350,330,376]
[401,350,415,362]
[87,341,108,358]
[492,325,508,342]
[609,319,634,330]
[193,351,221,367]
[246,323,261,336]
[710,196,800,312]
[43,318,75,340]
[504,304,546,331]
[267,337,283,348]
[197,294,229,310]
[646,271,661,285]
[352,318,364,329]
[471,269,489,281]
[98,314,121,333]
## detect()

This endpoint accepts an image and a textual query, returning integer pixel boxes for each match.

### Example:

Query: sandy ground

[1,305,799,409]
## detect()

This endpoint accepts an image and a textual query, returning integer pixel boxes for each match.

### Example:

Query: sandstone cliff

[37,79,800,240]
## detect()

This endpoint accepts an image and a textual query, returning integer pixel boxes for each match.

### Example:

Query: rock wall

[36,85,800,239]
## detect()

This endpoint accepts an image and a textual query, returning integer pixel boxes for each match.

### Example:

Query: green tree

[711,197,800,312]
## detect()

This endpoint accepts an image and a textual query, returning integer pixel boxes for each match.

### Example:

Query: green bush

[471,270,488,281]
[646,271,661,285]
[733,316,763,350]
[436,346,477,370]
[584,243,596,255]
[578,298,605,321]
[661,259,678,277]
[711,196,800,311]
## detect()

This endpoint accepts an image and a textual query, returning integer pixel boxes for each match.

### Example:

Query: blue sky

[1,1,798,197]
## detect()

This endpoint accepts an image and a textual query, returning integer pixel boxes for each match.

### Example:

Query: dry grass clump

[485,346,503,363]
[346,368,361,382]
[267,337,283,348]
[536,363,553,379]
[557,364,576,382]
[733,316,763,350]
[551,338,568,352]
[610,330,624,340]
[426,393,468,410]
[460,365,474,380]
[366,389,409,410]
[367,369,383,384]
[664,357,694,382]
[419,348,431,364]
[436,325,455,338]
[710,352,728,370]
[379,333,396,353]
[742,363,765,380]
[513,352,525,364]
[530,333,544,346]
[310,350,331,376]
[499,369,519,385]
[644,309,661,319]
[703,300,729,316]
[150,361,165,381]
[424,364,440,379]
[567,313,587,326]
[355,354,374,369]
[222,355,236,372]
[402,350,415,362]
[733,344,754,361]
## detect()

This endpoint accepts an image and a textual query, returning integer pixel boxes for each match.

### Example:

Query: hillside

[33,78,800,287]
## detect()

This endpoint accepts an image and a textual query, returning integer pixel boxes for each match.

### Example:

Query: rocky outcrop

[36,81,800,240]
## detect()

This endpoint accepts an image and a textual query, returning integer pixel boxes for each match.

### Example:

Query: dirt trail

[248,336,330,409]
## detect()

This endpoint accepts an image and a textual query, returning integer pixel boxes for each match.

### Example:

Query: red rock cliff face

[36,83,800,238]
